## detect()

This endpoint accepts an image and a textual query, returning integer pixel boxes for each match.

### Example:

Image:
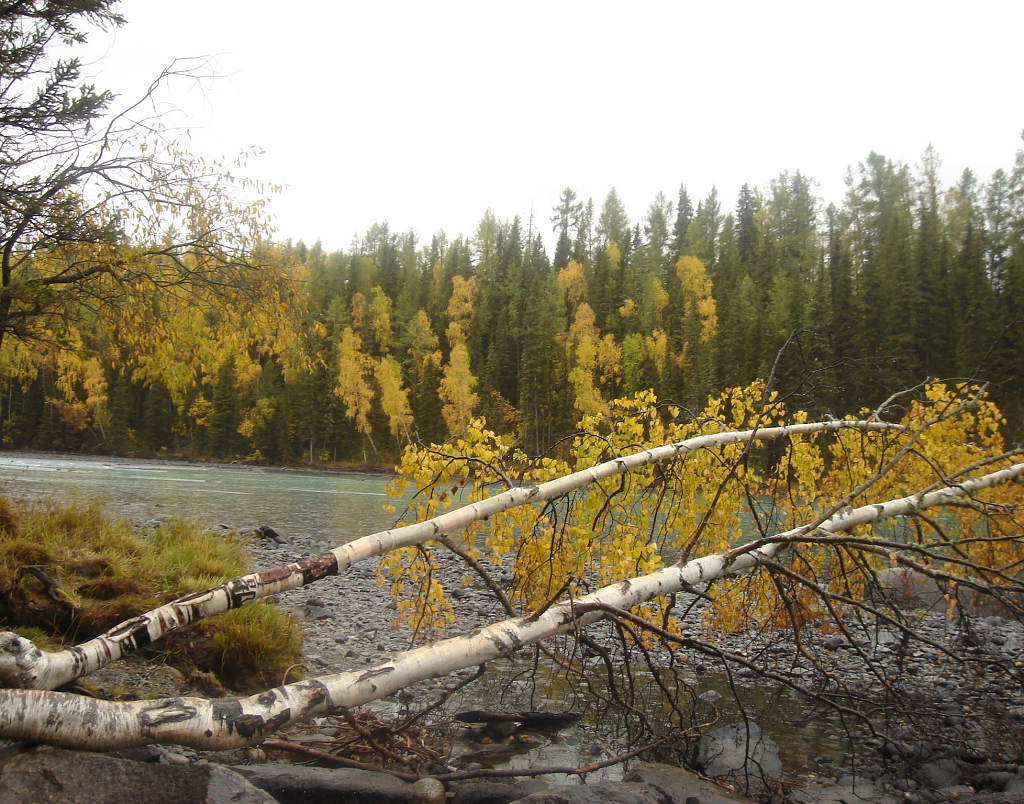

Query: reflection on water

[449,640,855,782]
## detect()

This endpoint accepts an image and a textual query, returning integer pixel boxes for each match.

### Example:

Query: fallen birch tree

[0,416,900,690]
[0,461,1020,750]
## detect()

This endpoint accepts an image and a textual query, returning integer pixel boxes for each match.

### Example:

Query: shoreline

[0,446,396,477]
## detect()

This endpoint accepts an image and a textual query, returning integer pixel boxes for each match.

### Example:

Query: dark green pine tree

[251,359,287,464]
[209,357,239,457]
[107,371,137,449]
[671,184,694,259]
[735,183,762,282]
[910,147,951,378]
[551,187,583,270]
[142,381,174,453]
[986,151,1024,435]
[824,203,856,406]
[516,236,569,454]
[845,152,916,400]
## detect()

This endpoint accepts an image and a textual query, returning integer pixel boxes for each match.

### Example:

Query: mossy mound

[0,499,302,692]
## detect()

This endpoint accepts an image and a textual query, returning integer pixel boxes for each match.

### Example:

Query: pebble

[159,750,192,766]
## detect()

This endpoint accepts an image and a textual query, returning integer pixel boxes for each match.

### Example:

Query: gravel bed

[124,513,1024,801]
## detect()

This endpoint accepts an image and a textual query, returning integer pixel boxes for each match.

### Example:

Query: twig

[393,664,486,734]
[437,535,515,616]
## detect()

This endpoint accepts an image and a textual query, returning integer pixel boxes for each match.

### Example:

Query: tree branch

[0,462,1017,749]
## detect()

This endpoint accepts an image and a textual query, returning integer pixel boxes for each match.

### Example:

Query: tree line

[2,141,1023,464]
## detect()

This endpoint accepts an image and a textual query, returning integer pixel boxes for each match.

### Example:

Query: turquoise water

[0,452,395,553]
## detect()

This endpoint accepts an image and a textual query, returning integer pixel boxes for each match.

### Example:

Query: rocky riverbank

[244,518,1024,802]
[4,504,1024,803]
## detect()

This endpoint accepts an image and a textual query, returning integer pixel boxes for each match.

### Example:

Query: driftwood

[0,462,1018,750]
[0,418,900,691]
[454,710,583,729]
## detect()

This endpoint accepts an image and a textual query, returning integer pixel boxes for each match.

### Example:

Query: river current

[0,452,394,554]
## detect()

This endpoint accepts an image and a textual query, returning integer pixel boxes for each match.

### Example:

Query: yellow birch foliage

[334,327,374,436]
[369,286,393,354]
[596,334,623,387]
[446,276,476,345]
[383,380,1022,643]
[380,421,510,632]
[809,382,1020,611]
[439,342,478,435]
[375,356,413,441]
[2,326,114,436]
[350,292,367,336]
[438,281,480,435]
[676,255,718,342]
[557,260,588,311]
[567,303,607,418]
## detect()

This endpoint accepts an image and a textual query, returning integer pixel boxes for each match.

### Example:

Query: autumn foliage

[381,381,1023,638]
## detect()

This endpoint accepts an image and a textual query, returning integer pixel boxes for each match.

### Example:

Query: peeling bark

[0,463,1017,750]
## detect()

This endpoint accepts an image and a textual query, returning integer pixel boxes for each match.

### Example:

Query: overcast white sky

[81,1,1023,252]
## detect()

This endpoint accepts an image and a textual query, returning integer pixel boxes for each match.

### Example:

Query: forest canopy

[3,137,1022,463]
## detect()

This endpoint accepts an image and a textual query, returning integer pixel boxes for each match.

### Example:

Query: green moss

[0,497,302,692]
[208,603,303,687]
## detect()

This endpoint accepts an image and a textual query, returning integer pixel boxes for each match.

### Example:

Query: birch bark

[0,462,1017,750]
[0,419,900,690]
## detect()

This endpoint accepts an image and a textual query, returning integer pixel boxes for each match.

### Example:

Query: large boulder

[0,745,274,804]
[623,762,756,803]
[692,721,781,792]
[232,763,420,803]
[872,567,945,611]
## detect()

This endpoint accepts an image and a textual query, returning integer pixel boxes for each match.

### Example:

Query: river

[0,452,395,554]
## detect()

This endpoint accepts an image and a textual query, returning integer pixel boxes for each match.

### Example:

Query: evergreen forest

[3,144,1023,465]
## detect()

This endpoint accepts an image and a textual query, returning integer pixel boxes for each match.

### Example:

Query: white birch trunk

[0,462,1017,750]
[0,418,900,690]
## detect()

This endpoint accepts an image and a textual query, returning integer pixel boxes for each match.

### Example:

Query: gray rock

[939,786,979,800]
[623,762,755,803]
[413,777,446,804]
[449,779,528,803]
[915,758,961,788]
[872,629,898,647]
[0,745,275,804]
[233,763,420,802]
[511,781,665,803]
[970,771,1014,791]
[873,567,945,610]
[692,721,782,786]
[254,524,289,544]
[304,605,333,621]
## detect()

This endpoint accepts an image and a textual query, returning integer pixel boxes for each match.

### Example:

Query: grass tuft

[209,604,303,687]
[0,497,302,692]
